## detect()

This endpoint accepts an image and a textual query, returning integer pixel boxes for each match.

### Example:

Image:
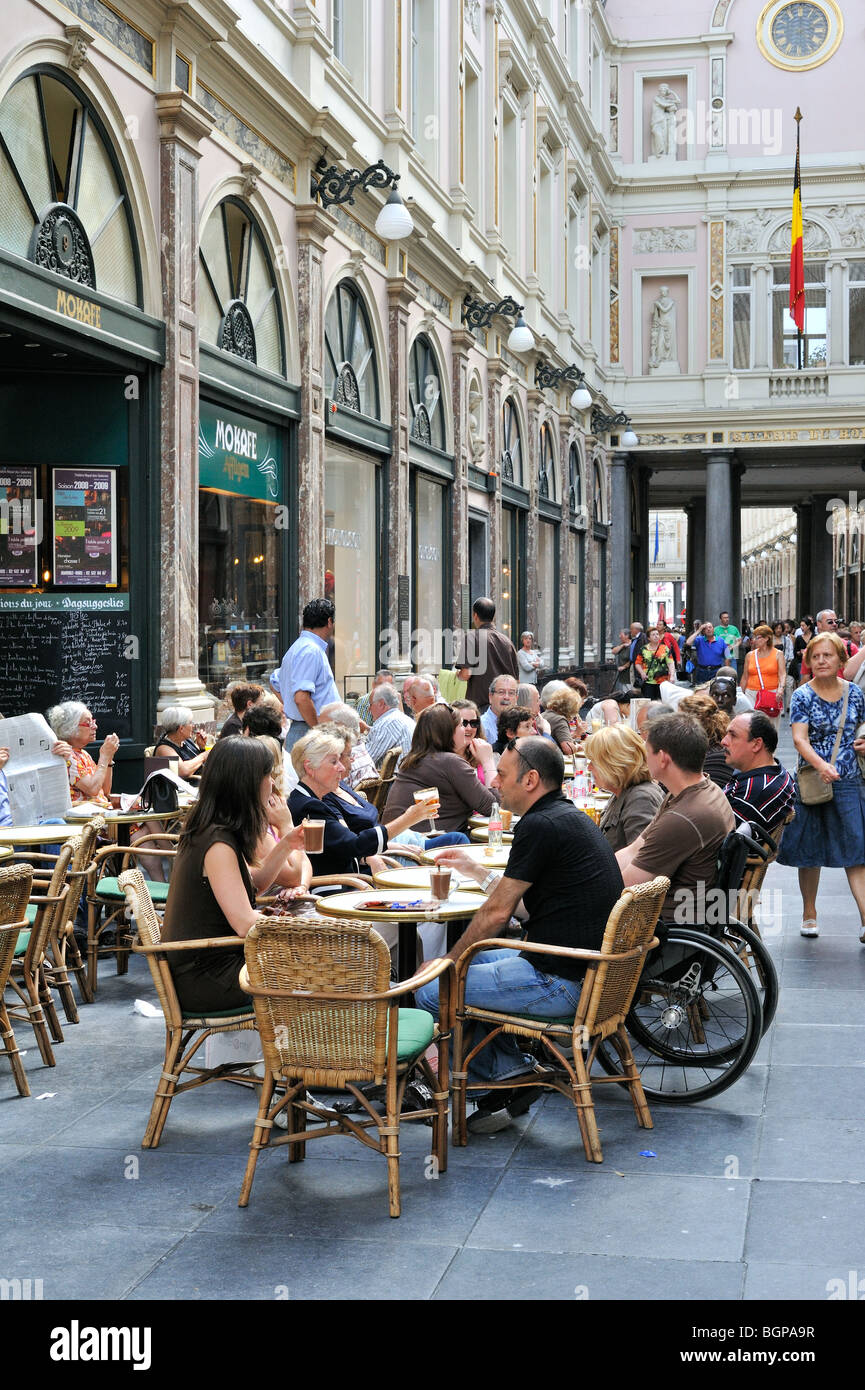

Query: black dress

[161,826,253,1014]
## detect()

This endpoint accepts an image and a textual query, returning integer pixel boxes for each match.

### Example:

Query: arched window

[324,279,380,418]
[568,443,583,514]
[409,334,445,449]
[501,397,522,485]
[199,198,284,374]
[593,460,606,522]
[538,422,557,501]
[0,69,140,304]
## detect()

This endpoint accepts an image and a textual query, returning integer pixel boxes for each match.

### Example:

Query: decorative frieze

[406,266,450,315]
[332,205,386,264]
[59,0,153,74]
[609,225,619,364]
[709,220,724,360]
[633,226,696,254]
[197,86,295,188]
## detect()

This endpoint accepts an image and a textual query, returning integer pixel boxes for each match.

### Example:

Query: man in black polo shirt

[416,736,623,1132]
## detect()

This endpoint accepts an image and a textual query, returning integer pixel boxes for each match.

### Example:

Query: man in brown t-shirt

[455,597,519,711]
[616,712,734,920]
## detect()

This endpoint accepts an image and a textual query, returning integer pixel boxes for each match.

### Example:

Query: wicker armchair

[120,868,259,1149]
[87,835,179,994]
[0,864,35,1097]
[452,876,669,1164]
[238,915,455,1218]
[7,844,74,1068]
[378,745,403,781]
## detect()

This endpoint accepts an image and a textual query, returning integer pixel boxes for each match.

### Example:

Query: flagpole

[794,108,803,371]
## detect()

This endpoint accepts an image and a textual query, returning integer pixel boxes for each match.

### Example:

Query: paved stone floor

[2,721,864,1303]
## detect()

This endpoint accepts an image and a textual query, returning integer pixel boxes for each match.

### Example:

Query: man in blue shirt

[685,622,727,685]
[276,598,341,750]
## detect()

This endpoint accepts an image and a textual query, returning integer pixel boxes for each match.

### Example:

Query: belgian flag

[789,110,805,341]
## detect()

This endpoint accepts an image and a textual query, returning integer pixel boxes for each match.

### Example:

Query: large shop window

[773,261,826,368]
[412,472,446,666]
[536,520,558,667]
[325,453,379,691]
[198,402,282,700]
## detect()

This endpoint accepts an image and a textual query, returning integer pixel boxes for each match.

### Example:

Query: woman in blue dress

[780,632,865,939]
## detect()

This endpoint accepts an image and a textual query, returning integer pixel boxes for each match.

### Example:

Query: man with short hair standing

[276,598,340,750]
[714,611,741,665]
[417,736,623,1131]
[455,597,519,711]
[720,711,795,837]
[480,674,519,743]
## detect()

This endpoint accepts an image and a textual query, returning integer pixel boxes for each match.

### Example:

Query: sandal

[800,919,819,937]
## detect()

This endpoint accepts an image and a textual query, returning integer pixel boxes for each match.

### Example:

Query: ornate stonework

[609,226,619,364]
[64,25,92,72]
[826,204,865,248]
[710,220,724,360]
[30,205,95,287]
[465,0,481,37]
[768,217,829,253]
[712,0,734,24]
[60,0,153,73]
[633,226,696,254]
[726,211,773,253]
[218,300,256,362]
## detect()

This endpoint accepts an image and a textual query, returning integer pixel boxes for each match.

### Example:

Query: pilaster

[386,273,419,660]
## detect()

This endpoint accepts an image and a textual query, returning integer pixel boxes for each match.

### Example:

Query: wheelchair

[596,822,781,1104]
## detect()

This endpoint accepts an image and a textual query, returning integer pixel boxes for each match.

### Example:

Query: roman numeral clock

[757,1,844,71]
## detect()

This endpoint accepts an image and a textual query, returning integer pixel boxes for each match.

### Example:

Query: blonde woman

[586,724,665,850]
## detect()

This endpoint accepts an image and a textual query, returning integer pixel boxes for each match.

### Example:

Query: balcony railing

[768,371,829,398]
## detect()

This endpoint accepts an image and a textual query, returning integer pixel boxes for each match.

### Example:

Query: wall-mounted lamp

[461,295,534,354]
[311,154,414,241]
[591,405,638,449]
[534,359,591,412]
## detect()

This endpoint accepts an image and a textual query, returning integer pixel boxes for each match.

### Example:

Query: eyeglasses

[78,717,96,727]
[825,619,839,626]
[460,718,480,728]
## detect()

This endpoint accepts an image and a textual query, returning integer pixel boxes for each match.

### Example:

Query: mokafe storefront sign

[198,402,281,503]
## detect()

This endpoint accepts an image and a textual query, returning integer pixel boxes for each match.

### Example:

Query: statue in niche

[649,285,679,375]
[467,381,485,464]
[650,84,680,159]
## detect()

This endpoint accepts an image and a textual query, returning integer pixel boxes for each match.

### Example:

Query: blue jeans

[284,719,310,751]
[390,830,469,852]
[416,947,582,1084]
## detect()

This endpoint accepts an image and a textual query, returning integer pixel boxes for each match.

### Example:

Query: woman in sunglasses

[451,698,496,783]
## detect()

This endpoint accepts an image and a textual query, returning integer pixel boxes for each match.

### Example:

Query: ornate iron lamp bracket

[311,154,401,208]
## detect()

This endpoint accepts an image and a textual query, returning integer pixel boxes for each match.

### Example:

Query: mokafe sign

[198,402,281,503]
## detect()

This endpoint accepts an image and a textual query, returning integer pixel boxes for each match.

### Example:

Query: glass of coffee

[429,866,452,901]
[302,818,325,853]
[413,787,439,833]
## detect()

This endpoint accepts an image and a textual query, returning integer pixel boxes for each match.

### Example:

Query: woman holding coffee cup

[160,738,306,1014]
[287,729,437,877]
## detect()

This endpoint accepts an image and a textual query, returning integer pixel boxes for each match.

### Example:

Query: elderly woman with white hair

[48,701,120,807]
[154,706,208,779]
[317,701,377,788]
[287,729,438,877]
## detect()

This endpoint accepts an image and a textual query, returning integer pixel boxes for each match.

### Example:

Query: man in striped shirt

[720,711,795,838]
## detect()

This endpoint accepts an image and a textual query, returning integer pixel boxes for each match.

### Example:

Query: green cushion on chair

[97,876,170,904]
[14,929,30,956]
[391,1008,435,1062]
[24,904,36,923]
[180,1006,254,1022]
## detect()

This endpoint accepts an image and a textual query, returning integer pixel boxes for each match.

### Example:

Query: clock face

[757,0,843,70]
[771,4,829,57]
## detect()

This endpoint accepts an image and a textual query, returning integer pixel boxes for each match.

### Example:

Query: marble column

[386,272,418,669]
[703,450,738,620]
[525,387,543,638]
[828,260,846,367]
[685,497,706,622]
[155,91,214,718]
[450,328,475,640]
[486,360,506,609]
[295,203,337,625]
[609,450,632,630]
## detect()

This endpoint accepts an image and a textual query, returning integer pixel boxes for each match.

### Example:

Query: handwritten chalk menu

[0,598,132,740]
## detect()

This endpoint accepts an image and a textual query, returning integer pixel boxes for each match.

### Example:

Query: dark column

[703,450,737,622]
[635,465,651,621]
[685,498,706,622]
[809,494,835,613]
[609,451,633,629]
[673,579,684,623]
[795,502,812,618]
[731,465,743,624]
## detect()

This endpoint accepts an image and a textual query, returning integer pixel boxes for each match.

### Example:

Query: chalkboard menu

[0,601,132,740]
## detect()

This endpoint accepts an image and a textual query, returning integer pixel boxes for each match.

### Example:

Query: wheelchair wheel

[722,919,779,1035]
[595,927,762,1104]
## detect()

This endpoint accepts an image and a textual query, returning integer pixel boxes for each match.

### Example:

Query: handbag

[752,651,782,719]
[797,681,850,806]
[139,772,179,815]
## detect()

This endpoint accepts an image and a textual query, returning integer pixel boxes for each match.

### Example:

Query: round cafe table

[421,843,509,869]
[469,827,515,844]
[0,844,13,862]
[373,866,484,893]
[315,887,484,982]
[1,824,81,847]
[65,804,190,847]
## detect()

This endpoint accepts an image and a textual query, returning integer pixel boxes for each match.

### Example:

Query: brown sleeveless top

[161,826,254,958]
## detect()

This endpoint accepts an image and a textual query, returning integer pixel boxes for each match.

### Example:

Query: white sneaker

[800,920,819,937]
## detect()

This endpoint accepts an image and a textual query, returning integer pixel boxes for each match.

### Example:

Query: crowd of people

[14,593,865,1135]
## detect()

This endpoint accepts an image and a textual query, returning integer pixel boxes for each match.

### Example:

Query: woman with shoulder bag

[778,632,865,940]
[742,624,784,728]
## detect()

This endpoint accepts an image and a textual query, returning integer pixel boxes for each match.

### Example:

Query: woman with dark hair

[493,705,534,756]
[160,738,305,1014]
[677,692,731,788]
[383,704,496,833]
[451,698,496,783]
[794,616,815,684]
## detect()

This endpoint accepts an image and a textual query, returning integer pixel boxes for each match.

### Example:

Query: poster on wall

[52,468,117,587]
[0,466,37,586]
